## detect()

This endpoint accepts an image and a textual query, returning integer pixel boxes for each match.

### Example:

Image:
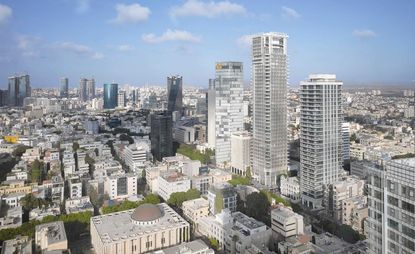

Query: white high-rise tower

[208,62,244,168]
[300,74,343,209]
[252,32,288,187]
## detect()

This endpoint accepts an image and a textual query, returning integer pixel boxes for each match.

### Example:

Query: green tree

[12,145,31,157]
[245,192,270,225]
[167,189,201,208]
[120,134,134,144]
[228,175,250,186]
[30,160,43,184]
[72,142,80,151]
[208,237,219,250]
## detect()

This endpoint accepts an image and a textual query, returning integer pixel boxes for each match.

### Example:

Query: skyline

[0,0,414,89]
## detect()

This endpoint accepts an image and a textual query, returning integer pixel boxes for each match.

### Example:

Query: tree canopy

[245,192,270,225]
[167,189,201,208]
[102,194,161,214]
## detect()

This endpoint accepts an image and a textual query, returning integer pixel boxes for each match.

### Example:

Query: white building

[198,209,233,249]
[117,90,126,108]
[124,143,150,172]
[151,240,214,254]
[230,131,251,176]
[300,74,343,209]
[252,33,288,187]
[91,203,190,254]
[65,196,94,214]
[35,221,68,253]
[208,62,244,168]
[157,171,191,201]
[342,122,351,162]
[104,173,137,200]
[174,125,196,144]
[280,175,300,203]
[207,182,237,215]
[68,177,83,199]
[271,205,304,240]
[182,197,209,227]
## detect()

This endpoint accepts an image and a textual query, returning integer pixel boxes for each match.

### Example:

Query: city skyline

[0,0,414,88]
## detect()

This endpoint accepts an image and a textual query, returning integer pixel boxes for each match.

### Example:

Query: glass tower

[60,77,69,98]
[103,83,118,109]
[167,75,183,113]
[150,111,173,161]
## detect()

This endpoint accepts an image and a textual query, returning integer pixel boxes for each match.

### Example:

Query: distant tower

[79,78,87,101]
[252,32,288,187]
[300,74,343,209]
[103,83,118,109]
[60,77,69,98]
[86,78,96,100]
[117,90,126,108]
[150,112,173,161]
[167,76,183,114]
[8,74,31,107]
[208,62,244,168]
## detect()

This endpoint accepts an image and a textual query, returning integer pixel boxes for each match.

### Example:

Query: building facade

[252,33,288,187]
[230,131,251,176]
[8,74,31,107]
[150,112,173,161]
[208,62,244,167]
[271,205,304,240]
[300,74,343,209]
[167,75,183,114]
[60,77,69,98]
[103,83,118,109]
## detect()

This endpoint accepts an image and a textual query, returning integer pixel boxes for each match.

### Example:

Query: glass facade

[167,75,183,113]
[60,77,69,98]
[103,83,118,109]
[150,112,173,161]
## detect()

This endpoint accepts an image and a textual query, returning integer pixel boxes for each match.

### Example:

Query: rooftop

[35,221,67,245]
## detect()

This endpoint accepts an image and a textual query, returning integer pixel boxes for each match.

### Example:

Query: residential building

[207,182,237,214]
[60,77,68,98]
[167,75,183,114]
[87,78,95,99]
[325,175,365,221]
[35,221,68,253]
[191,174,213,195]
[68,177,83,199]
[65,196,94,214]
[117,90,126,108]
[150,112,173,161]
[91,203,190,254]
[103,83,118,109]
[182,197,209,228]
[225,212,272,254]
[208,62,244,167]
[104,173,137,200]
[341,196,368,234]
[1,236,32,254]
[124,143,150,172]
[157,171,191,201]
[342,122,351,162]
[252,33,288,187]
[230,131,251,176]
[271,205,304,240]
[198,209,233,249]
[79,78,87,101]
[367,158,415,254]
[280,175,301,203]
[300,74,343,209]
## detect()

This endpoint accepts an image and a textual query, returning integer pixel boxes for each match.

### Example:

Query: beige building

[0,180,34,195]
[325,175,365,221]
[91,203,190,254]
[341,196,368,234]
[271,205,304,240]
[35,221,68,252]
[182,198,209,229]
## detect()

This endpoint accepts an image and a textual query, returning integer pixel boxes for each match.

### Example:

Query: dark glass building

[8,74,31,107]
[60,77,69,98]
[104,83,118,109]
[167,75,183,113]
[150,111,173,161]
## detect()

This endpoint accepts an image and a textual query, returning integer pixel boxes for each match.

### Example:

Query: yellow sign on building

[4,135,19,144]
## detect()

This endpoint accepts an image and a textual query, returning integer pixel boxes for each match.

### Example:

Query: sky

[0,0,414,89]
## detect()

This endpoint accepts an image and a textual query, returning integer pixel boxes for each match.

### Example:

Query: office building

[271,205,304,240]
[86,78,95,99]
[103,83,118,109]
[124,143,150,172]
[230,131,251,176]
[300,74,343,209]
[79,78,87,101]
[8,74,31,107]
[35,221,68,253]
[60,77,69,98]
[342,122,351,162]
[252,33,288,186]
[208,62,244,167]
[0,89,8,106]
[167,75,183,114]
[91,203,190,254]
[104,173,137,200]
[150,112,173,161]
[367,158,415,254]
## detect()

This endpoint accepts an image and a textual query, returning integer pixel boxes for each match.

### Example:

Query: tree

[228,175,250,186]
[73,142,80,151]
[245,192,270,225]
[208,237,219,250]
[12,145,31,157]
[120,134,134,144]
[167,189,201,208]
[30,160,43,184]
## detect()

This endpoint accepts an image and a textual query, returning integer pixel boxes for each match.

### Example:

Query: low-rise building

[1,236,32,254]
[65,196,94,214]
[157,171,191,201]
[271,205,304,240]
[68,177,83,199]
[207,182,237,214]
[182,198,209,228]
[104,173,137,200]
[280,176,300,203]
[151,240,214,254]
[35,221,68,253]
[230,131,251,176]
[198,209,233,249]
[341,196,368,234]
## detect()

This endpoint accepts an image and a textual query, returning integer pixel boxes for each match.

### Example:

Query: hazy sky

[0,0,414,89]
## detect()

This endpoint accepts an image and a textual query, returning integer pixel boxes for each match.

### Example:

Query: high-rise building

[86,78,95,100]
[208,62,244,167]
[103,83,118,109]
[60,77,69,98]
[0,89,8,106]
[367,158,415,254]
[8,74,31,107]
[79,78,87,101]
[300,74,343,209]
[150,112,173,161]
[342,122,351,163]
[167,75,183,114]
[252,33,288,187]
[231,131,251,176]
[117,90,126,108]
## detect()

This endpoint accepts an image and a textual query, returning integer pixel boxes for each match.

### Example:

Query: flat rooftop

[233,212,265,230]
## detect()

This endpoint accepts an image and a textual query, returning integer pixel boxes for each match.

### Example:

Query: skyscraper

[208,62,244,167]
[150,112,173,161]
[367,158,415,254]
[167,75,183,114]
[300,74,343,209]
[252,33,288,187]
[103,83,118,109]
[8,74,31,107]
[60,77,69,98]
[117,90,126,108]
[86,78,95,100]
[79,78,87,101]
